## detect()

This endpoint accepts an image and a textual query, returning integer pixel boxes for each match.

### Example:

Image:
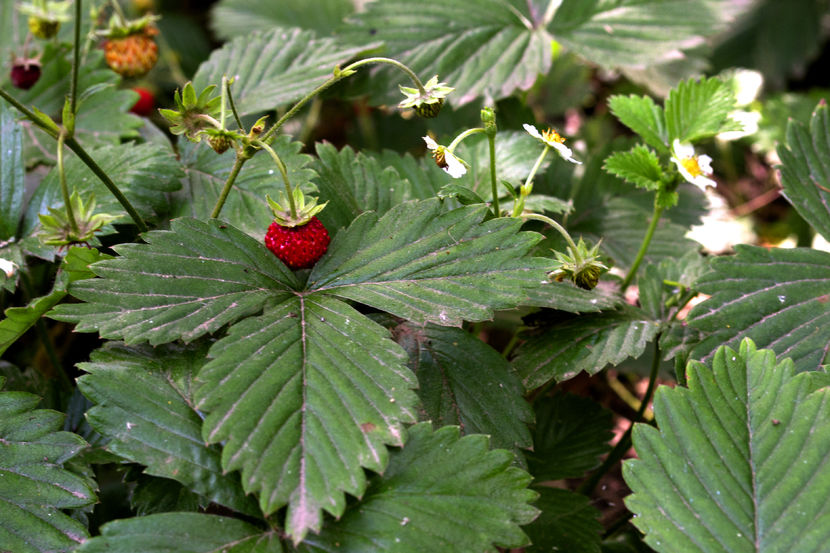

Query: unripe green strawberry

[208,134,233,154]
[415,98,443,118]
[28,16,60,39]
[264,217,330,269]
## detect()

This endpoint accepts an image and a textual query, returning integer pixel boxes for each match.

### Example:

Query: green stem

[64,136,148,232]
[69,0,82,119]
[577,337,662,496]
[513,145,550,217]
[56,133,79,235]
[210,155,246,219]
[523,146,550,190]
[0,87,60,138]
[226,77,244,131]
[219,75,228,130]
[258,142,297,218]
[620,202,665,291]
[521,213,579,259]
[262,56,425,141]
[110,0,128,24]
[447,127,485,151]
[487,131,500,216]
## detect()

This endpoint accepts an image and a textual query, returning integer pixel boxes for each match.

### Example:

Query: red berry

[10,61,41,90]
[130,87,155,116]
[264,217,330,269]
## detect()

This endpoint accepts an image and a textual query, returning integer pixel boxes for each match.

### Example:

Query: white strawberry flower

[0,258,18,278]
[671,139,716,191]
[423,136,467,178]
[523,123,581,164]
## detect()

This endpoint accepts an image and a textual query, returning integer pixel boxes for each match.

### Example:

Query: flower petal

[523,123,543,141]
[444,152,467,178]
[423,136,439,150]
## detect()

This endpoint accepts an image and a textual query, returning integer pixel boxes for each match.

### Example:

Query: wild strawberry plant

[2,1,830,552]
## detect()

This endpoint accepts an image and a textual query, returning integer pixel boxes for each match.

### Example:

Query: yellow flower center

[680,156,703,177]
[542,128,566,144]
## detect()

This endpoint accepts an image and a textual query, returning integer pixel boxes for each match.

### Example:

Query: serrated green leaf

[665,77,736,143]
[75,513,282,553]
[514,306,660,389]
[778,102,830,241]
[373,149,447,199]
[1,100,24,240]
[193,28,372,117]
[624,339,830,553]
[342,0,551,106]
[524,487,602,553]
[308,200,550,325]
[50,218,301,345]
[174,136,316,239]
[604,145,663,191]
[392,321,533,455]
[527,394,613,481]
[0,382,96,553]
[22,142,183,236]
[687,245,830,372]
[77,341,259,516]
[607,95,668,153]
[523,279,621,312]
[210,0,354,39]
[311,143,417,233]
[300,424,538,552]
[0,247,107,356]
[195,295,418,542]
[73,85,143,149]
[550,0,728,68]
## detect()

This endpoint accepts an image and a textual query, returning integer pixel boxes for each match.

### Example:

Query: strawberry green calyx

[266,189,327,228]
[548,237,608,290]
[96,13,160,40]
[399,75,454,118]
[159,82,222,141]
[38,191,119,247]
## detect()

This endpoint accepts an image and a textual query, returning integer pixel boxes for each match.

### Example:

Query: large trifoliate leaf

[664,77,737,143]
[778,102,830,241]
[193,27,371,116]
[624,339,830,553]
[50,218,301,345]
[75,513,282,553]
[687,245,830,372]
[523,487,602,553]
[527,394,613,482]
[0,378,96,553]
[174,136,316,239]
[342,0,551,106]
[311,143,419,234]
[299,424,538,552]
[0,100,23,240]
[211,0,354,38]
[309,199,550,325]
[195,295,418,543]
[21,142,183,235]
[0,248,106,356]
[522,279,621,313]
[391,320,533,455]
[77,341,258,516]
[549,0,731,68]
[514,306,660,389]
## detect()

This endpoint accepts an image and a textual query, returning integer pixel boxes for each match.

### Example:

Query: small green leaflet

[664,77,737,143]
[604,145,663,191]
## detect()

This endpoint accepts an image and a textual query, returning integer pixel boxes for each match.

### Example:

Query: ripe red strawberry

[264,217,330,269]
[129,87,155,116]
[10,59,41,90]
[104,26,159,78]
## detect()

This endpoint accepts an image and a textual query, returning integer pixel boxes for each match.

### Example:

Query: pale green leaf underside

[210,0,354,39]
[778,102,830,242]
[550,0,727,68]
[75,513,282,553]
[514,306,660,390]
[0,383,95,553]
[193,27,371,116]
[195,295,418,542]
[50,218,300,345]
[343,0,550,106]
[687,245,830,372]
[394,321,533,454]
[523,487,602,553]
[77,342,258,516]
[0,101,24,239]
[309,199,549,325]
[300,424,537,553]
[527,394,613,481]
[624,339,830,553]
[175,136,316,240]
[522,280,621,313]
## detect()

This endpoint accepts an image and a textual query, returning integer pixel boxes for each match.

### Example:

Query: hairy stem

[521,213,580,259]
[621,202,665,291]
[259,142,297,218]
[210,155,246,219]
[69,0,82,119]
[56,133,79,235]
[226,77,244,131]
[487,131,500,216]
